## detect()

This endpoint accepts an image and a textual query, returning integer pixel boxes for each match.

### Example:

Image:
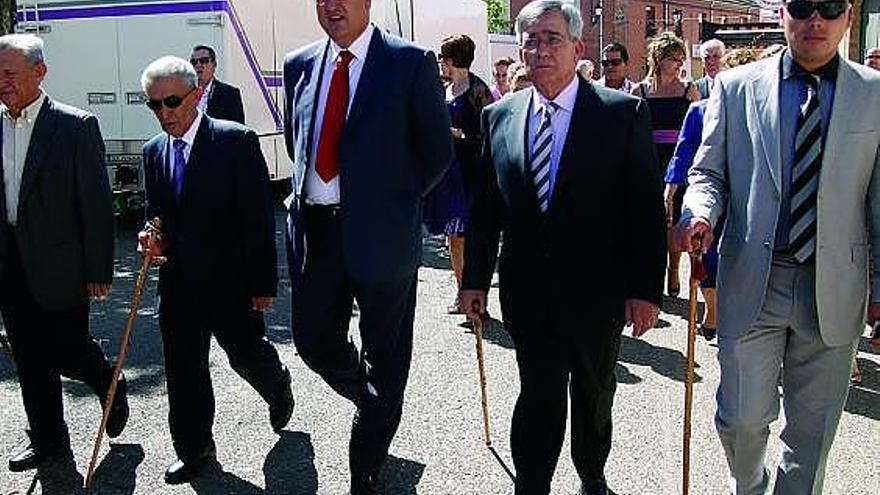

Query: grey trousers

[715,256,858,495]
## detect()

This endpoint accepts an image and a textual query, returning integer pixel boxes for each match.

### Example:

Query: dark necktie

[788,74,822,263]
[315,50,354,183]
[529,102,557,213]
[172,139,187,200]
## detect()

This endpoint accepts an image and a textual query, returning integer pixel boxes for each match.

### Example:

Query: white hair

[699,39,726,58]
[0,34,45,65]
[140,56,198,92]
[515,0,583,44]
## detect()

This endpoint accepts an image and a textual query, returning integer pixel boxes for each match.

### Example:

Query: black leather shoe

[579,478,609,495]
[351,474,381,495]
[105,376,130,438]
[164,445,217,485]
[8,443,71,472]
[269,377,294,433]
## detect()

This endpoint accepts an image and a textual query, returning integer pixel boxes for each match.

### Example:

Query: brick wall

[509,0,755,81]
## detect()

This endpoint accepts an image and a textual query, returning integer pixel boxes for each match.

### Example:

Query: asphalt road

[1,215,878,494]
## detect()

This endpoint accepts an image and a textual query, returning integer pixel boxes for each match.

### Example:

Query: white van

[15,0,488,216]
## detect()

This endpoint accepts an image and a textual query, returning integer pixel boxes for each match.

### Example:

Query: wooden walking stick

[683,236,707,495]
[85,218,162,489]
[470,303,515,481]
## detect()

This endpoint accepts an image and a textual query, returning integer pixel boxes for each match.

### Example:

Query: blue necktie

[171,139,186,200]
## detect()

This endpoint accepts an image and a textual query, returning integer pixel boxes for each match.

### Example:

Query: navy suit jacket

[463,80,666,332]
[283,28,452,284]
[206,79,245,125]
[143,116,277,310]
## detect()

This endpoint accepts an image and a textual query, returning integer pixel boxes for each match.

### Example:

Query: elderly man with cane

[0,34,127,473]
[461,2,666,494]
[671,0,880,492]
[139,56,293,485]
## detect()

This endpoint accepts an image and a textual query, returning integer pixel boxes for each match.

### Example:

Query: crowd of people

[0,0,877,494]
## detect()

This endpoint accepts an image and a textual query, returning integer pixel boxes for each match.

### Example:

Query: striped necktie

[530,102,557,213]
[789,74,822,263]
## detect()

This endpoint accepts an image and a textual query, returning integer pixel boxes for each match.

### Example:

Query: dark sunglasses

[146,90,193,111]
[601,58,625,67]
[190,56,214,65]
[785,0,848,20]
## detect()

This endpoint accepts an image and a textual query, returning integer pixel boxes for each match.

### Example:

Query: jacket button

[763,241,771,249]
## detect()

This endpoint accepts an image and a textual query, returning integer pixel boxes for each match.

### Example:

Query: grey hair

[515,0,583,44]
[140,56,198,92]
[0,34,45,65]
[699,39,725,58]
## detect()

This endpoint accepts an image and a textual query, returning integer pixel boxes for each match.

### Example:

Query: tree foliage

[487,0,511,35]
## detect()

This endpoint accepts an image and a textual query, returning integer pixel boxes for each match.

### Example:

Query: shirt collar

[2,90,46,123]
[531,75,579,117]
[781,48,839,82]
[329,23,374,65]
[170,110,203,148]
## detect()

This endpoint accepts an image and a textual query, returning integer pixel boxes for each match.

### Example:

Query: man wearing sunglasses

[672,1,880,493]
[190,45,245,125]
[139,56,293,485]
[595,42,634,92]
[0,34,124,473]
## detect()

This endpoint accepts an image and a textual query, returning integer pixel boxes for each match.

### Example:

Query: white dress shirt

[305,23,375,205]
[166,110,203,177]
[197,80,213,113]
[527,76,579,200]
[2,91,47,225]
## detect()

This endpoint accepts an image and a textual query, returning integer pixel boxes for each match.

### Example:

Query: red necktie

[315,50,354,183]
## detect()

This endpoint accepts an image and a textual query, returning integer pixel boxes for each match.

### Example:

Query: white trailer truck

[15,0,489,216]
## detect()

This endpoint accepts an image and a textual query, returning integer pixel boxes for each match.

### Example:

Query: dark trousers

[0,236,112,452]
[158,274,290,460]
[291,205,416,479]
[509,320,621,495]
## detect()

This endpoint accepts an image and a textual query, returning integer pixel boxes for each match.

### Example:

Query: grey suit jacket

[282,28,452,284]
[0,97,114,310]
[682,54,880,346]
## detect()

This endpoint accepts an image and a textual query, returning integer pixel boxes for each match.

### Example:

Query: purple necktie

[171,139,186,200]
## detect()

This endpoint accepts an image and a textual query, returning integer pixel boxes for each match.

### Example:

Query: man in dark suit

[282,0,452,492]
[0,34,127,472]
[694,39,725,99]
[191,45,245,124]
[139,55,292,485]
[460,2,666,494]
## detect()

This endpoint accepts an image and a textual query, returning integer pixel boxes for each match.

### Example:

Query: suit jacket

[0,97,114,310]
[283,28,452,284]
[206,79,245,125]
[681,54,880,346]
[695,76,711,100]
[143,116,277,311]
[463,78,666,333]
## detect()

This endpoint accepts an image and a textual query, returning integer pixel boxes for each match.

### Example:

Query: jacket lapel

[179,117,211,204]
[505,90,530,182]
[748,61,782,193]
[822,60,854,177]
[551,78,596,208]
[343,28,383,134]
[301,42,329,168]
[19,98,56,203]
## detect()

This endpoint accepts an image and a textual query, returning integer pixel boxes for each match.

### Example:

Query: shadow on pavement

[380,454,426,494]
[89,443,145,495]
[662,295,705,323]
[30,452,83,495]
[617,335,703,384]
[845,357,879,421]
[461,318,514,349]
[421,235,452,271]
[187,431,318,494]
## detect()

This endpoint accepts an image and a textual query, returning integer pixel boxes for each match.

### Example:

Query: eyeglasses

[190,56,214,66]
[521,33,568,52]
[784,0,848,20]
[145,89,196,111]
[601,58,625,67]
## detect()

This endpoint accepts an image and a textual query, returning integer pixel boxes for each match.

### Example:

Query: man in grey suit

[672,1,880,493]
[282,1,451,492]
[0,34,126,472]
